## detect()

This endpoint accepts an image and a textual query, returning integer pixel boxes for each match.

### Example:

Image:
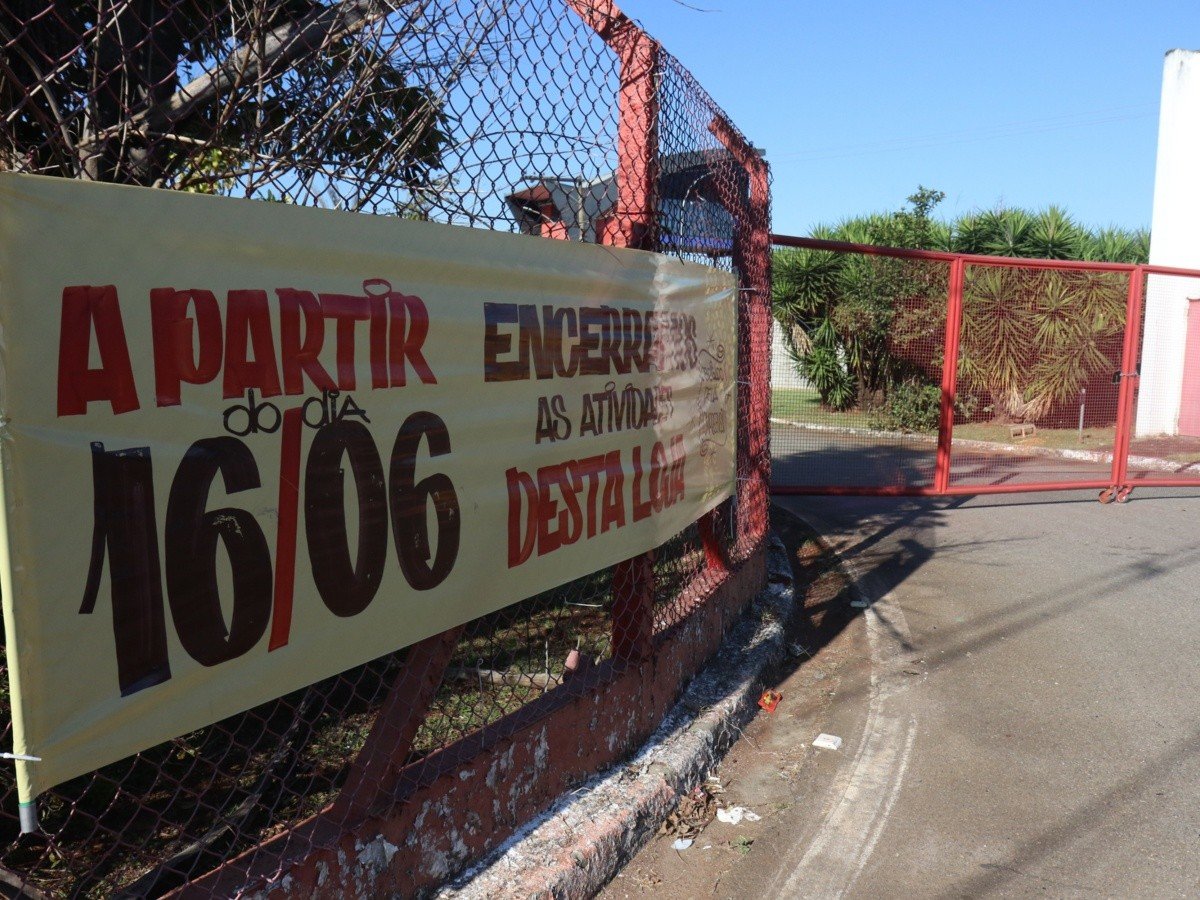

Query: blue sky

[625,1,1200,237]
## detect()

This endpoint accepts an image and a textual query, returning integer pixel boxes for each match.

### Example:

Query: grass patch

[771,387,873,429]
[773,385,1125,453]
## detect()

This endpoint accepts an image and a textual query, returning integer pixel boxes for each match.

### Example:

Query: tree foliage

[0,0,450,207]
[773,187,949,411]
[774,188,1148,424]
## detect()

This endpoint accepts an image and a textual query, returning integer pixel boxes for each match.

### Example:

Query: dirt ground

[1128,432,1200,464]
[597,508,870,899]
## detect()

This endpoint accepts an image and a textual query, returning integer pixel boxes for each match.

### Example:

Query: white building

[1136,49,1200,437]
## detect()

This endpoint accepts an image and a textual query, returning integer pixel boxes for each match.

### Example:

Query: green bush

[870,382,942,431]
[868,383,980,432]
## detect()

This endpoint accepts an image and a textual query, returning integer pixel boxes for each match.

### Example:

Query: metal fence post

[1111,266,1147,493]
[566,0,659,251]
[567,0,660,660]
[709,117,771,553]
[935,256,966,494]
[331,626,464,824]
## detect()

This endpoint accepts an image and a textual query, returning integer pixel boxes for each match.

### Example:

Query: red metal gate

[770,235,1200,502]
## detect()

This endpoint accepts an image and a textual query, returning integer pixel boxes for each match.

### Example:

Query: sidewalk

[598,505,875,898]
[440,509,834,899]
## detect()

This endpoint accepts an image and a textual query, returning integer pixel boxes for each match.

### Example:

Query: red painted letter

[151,288,222,406]
[278,288,334,395]
[389,292,437,387]
[58,285,140,416]
[224,290,282,399]
[506,467,538,567]
[318,293,370,391]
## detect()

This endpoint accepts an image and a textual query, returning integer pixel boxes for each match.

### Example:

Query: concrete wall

[1136,49,1200,437]
[770,319,811,390]
[770,319,791,385]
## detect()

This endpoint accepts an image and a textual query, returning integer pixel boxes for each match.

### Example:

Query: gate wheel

[1116,486,1133,503]
[1098,488,1115,504]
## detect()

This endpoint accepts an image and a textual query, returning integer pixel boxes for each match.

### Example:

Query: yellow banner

[0,174,736,800]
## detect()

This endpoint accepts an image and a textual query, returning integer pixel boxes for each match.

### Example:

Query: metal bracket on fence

[1111,362,1143,383]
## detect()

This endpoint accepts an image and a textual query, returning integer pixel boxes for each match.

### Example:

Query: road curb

[437,534,795,899]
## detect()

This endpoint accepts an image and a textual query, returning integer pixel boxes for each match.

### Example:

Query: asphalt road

[764,484,1200,897]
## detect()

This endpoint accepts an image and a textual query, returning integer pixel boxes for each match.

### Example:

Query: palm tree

[773,245,856,409]
[1082,227,1150,264]
[1024,206,1086,259]
[956,267,1125,421]
[980,209,1034,257]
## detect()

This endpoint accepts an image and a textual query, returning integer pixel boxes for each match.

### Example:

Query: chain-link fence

[0,1,771,895]
[771,235,1200,502]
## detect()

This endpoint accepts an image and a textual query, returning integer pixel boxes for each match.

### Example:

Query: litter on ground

[758,689,783,713]
[813,733,844,751]
[716,806,762,825]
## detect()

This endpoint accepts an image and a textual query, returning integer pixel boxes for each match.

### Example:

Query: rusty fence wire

[0,1,771,896]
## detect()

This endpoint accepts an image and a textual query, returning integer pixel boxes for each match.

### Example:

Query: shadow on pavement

[766,452,1200,894]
